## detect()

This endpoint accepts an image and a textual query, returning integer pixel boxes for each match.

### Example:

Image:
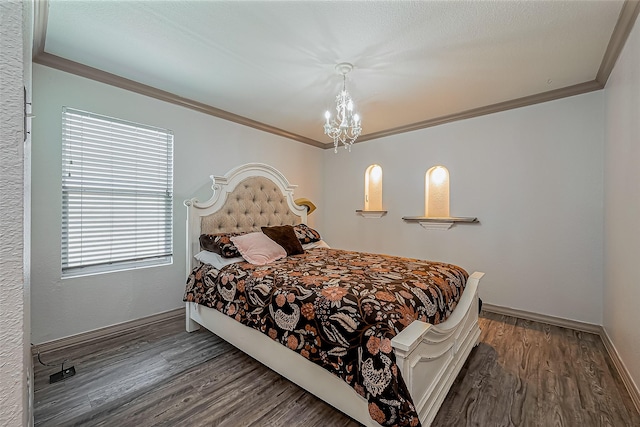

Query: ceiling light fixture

[323,63,362,153]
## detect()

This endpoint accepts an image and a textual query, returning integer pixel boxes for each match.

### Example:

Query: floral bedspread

[184,248,468,427]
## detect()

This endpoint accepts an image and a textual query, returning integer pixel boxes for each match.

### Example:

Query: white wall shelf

[402,216,478,230]
[356,210,387,218]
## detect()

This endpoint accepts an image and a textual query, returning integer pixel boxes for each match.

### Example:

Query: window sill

[62,257,173,279]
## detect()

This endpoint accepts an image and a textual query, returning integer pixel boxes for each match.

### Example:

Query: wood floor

[33,311,640,426]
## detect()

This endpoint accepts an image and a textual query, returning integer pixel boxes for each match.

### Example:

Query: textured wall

[0,0,27,425]
[603,14,640,397]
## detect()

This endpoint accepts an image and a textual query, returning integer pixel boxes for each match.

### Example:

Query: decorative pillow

[194,250,244,270]
[262,225,305,256]
[230,232,287,265]
[293,223,322,244]
[199,232,247,258]
[302,239,330,250]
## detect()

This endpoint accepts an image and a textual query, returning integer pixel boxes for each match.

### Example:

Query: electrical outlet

[49,366,76,384]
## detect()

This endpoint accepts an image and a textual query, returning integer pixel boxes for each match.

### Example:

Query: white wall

[31,65,324,344]
[0,0,30,425]
[323,92,604,324]
[603,16,640,394]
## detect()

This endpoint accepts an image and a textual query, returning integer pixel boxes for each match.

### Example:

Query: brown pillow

[261,225,304,256]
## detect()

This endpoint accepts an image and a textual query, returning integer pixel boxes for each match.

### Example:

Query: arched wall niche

[356,164,387,218]
[364,164,383,211]
[403,165,478,229]
[425,165,450,217]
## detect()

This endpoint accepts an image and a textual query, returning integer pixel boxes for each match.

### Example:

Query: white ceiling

[40,0,628,147]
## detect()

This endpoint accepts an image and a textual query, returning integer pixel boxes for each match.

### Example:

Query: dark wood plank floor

[34,312,640,426]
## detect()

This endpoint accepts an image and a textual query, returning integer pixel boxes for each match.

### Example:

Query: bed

[183,163,484,426]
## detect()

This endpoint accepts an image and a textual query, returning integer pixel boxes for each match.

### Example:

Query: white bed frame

[184,163,484,426]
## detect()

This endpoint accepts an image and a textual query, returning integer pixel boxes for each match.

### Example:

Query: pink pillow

[230,232,287,265]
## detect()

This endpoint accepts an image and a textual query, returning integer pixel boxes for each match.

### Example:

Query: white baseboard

[482,303,601,334]
[600,328,640,414]
[482,303,640,414]
[32,307,184,355]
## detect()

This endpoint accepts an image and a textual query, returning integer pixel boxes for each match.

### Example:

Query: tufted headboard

[200,176,302,234]
[184,163,308,273]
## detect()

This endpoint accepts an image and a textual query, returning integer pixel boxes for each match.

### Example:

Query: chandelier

[323,63,362,153]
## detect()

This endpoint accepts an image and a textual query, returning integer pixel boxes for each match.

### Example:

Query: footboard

[391,271,484,425]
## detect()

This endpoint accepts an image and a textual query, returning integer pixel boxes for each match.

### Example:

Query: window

[61,107,174,277]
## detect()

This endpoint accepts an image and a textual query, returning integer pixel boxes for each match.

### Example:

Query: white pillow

[196,239,328,268]
[194,250,244,270]
[230,232,287,265]
[302,239,330,250]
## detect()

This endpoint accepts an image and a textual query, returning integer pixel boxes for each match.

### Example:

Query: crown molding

[32,0,638,150]
[33,52,325,148]
[597,0,640,86]
[356,80,603,143]
[33,0,48,57]
[31,0,324,149]
[356,0,638,145]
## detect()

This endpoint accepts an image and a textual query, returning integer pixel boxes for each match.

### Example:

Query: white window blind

[62,107,173,277]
